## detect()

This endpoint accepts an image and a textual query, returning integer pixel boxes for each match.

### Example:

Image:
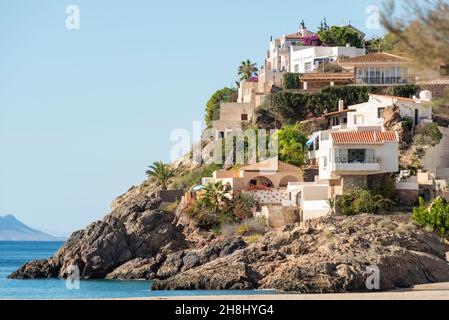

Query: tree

[283,73,300,89]
[145,161,173,190]
[276,124,308,167]
[202,181,231,214]
[205,87,237,127]
[317,26,363,48]
[382,0,449,78]
[366,34,399,53]
[238,60,258,81]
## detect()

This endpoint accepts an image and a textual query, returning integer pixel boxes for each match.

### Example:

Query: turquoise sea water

[0,241,273,299]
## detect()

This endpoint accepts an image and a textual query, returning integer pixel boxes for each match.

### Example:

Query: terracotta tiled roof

[285,33,304,39]
[331,131,398,144]
[339,53,410,64]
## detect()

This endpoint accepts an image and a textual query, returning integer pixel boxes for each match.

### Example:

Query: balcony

[333,156,381,172]
[355,76,410,85]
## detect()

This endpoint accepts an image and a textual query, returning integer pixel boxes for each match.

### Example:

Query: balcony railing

[355,77,409,85]
[335,156,380,164]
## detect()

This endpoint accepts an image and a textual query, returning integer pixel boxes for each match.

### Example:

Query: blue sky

[0,0,386,236]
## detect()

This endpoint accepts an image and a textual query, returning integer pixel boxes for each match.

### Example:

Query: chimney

[338,100,345,111]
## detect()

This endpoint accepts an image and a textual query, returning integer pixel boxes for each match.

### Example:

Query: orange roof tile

[331,131,398,144]
[339,53,411,65]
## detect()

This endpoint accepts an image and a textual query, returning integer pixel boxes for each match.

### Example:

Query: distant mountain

[0,215,66,241]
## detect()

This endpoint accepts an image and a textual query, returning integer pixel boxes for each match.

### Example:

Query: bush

[283,73,300,89]
[170,164,220,191]
[232,192,258,219]
[386,84,418,98]
[205,87,238,127]
[415,123,442,146]
[272,86,378,124]
[277,124,308,166]
[413,197,449,237]
[336,188,395,216]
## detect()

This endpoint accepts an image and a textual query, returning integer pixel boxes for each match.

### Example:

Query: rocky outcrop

[9,193,189,279]
[105,237,247,280]
[384,105,413,146]
[383,105,402,129]
[152,214,449,292]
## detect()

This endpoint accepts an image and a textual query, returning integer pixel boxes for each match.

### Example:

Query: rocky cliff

[9,174,449,292]
[152,214,449,292]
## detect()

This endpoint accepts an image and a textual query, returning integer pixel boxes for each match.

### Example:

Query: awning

[306,132,319,146]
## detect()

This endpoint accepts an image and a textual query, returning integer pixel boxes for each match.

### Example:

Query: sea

[0,241,274,299]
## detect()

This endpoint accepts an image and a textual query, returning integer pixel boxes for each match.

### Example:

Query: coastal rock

[106,237,247,280]
[8,259,60,279]
[9,194,189,279]
[152,214,449,293]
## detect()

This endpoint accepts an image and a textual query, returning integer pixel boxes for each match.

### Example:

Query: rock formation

[9,192,189,279]
[152,214,449,292]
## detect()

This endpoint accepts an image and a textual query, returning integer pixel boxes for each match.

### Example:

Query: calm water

[0,241,273,299]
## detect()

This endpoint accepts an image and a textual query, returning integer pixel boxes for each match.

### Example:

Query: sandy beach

[144,283,449,300]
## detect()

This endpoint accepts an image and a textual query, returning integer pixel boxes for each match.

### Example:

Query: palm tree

[145,161,173,190]
[202,181,231,213]
[238,60,258,81]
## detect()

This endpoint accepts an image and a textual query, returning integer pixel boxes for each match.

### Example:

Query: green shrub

[170,164,220,191]
[386,84,418,98]
[336,188,395,216]
[415,122,442,146]
[205,87,238,127]
[232,192,257,219]
[283,73,300,89]
[277,124,308,166]
[413,197,449,237]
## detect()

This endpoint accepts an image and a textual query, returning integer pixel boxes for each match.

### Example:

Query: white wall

[348,95,433,129]
[316,132,399,180]
[290,46,365,73]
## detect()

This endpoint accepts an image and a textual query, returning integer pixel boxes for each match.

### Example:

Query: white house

[265,23,318,73]
[290,46,366,73]
[346,92,433,130]
[316,130,399,180]
[287,181,330,221]
[212,101,254,138]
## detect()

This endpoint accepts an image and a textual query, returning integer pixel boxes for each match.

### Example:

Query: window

[219,131,224,139]
[377,107,385,118]
[294,65,299,72]
[305,62,312,72]
[323,156,328,168]
[241,114,248,121]
[354,115,364,125]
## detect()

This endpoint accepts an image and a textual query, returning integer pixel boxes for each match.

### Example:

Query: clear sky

[0,0,386,236]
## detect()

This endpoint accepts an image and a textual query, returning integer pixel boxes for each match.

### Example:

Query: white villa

[346,93,433,129]
[265,22,318,73]
[290,46,365,73]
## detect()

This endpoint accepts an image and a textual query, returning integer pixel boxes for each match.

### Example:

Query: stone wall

[394,189,419,206]
[264,205,300,229]
[246,188,288,204]
[341,175,367,194]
